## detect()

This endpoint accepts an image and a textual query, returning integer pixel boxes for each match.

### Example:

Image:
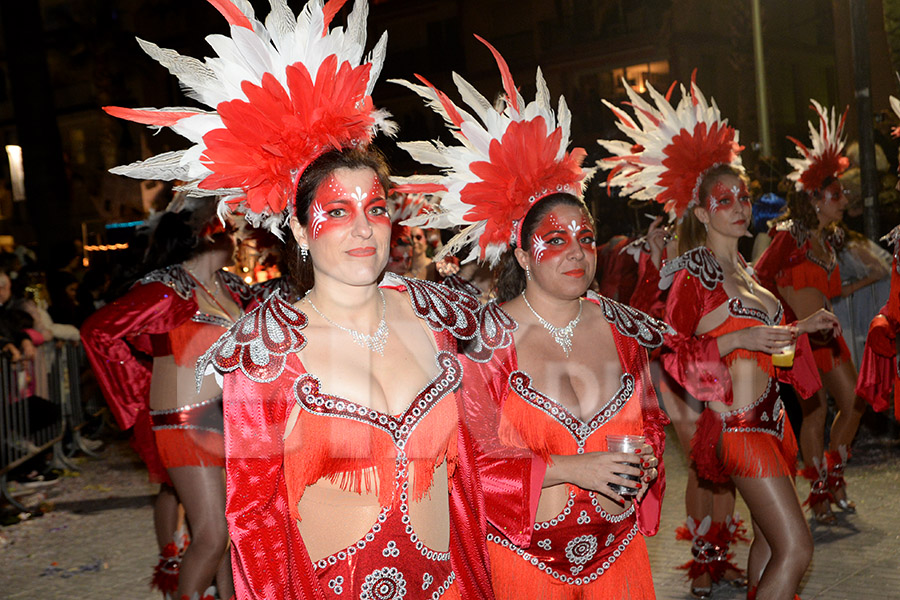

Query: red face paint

[530,209,595,264]
[706,179,750,213]
[308,170,388,240]
[820,179,845,204]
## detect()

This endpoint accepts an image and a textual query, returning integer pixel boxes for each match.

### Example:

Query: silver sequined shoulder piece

[252,277,295,303]
[440,273,483,298]
[659,246,724,291]
[134,264,196,300]
[776,219,809,247]
[383,273,481,341]
[883,225,900,271]
[587,291,673,350]
[463,300,518,363]
[195,290,308,389]
[219,269,256,305]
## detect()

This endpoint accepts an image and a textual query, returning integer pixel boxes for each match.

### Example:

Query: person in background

[755,102,866,525]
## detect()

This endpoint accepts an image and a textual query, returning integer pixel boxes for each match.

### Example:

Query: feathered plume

[786,100,849,193]
[104,0,395,236]
[598,75,743,220]
[389,36,593,266]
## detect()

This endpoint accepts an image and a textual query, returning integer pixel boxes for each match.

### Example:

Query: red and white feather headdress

[388,192,433,225]
[598,76,743,220]
[786,100,849,193]
[104,0,395,235]
[390,36,592,266]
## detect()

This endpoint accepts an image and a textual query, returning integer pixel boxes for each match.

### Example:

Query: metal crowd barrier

[0,341,94,512]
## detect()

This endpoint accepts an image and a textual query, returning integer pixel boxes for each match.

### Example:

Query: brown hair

[494,193,591,303]
[677,164,749,255]
[284,147,391,295]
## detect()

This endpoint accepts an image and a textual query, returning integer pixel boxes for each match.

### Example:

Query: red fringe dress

[199,274,498,600]
[755,220,851,374]
[81,265,253,481]
[461,293,670,600]
[856,225,900,421]
[661,247,822,483]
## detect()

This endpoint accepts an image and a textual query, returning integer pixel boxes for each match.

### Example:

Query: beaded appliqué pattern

[463,301,518,363]
[293,351,461,451]
[659,246,725,291]
[586,291,672,349]
[219,269,256,305]
[509,371,635,452]
[135,264,196,300]
[721,378,784,439]
[382,273,480,340]
[196,291,308,387]
[486,523,639,585]
[726,297,783,327]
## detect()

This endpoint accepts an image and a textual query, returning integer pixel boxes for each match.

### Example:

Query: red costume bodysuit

[856,225,900,421]
[754,220,851,374]
[461,293,669,599]
[198,274,497,600]
[81,264,253,482]
[661,246,822,482]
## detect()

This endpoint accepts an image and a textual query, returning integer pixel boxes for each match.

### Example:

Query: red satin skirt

[694,379,798,481]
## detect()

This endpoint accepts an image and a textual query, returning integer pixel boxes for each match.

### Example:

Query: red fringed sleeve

[856,313,899,414]
[661,269,734,405]
[80,281,197,430]
[223,361,326,600]
[778,330,822,399]
[459,345,547,548]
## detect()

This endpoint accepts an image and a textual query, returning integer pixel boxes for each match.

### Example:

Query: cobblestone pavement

[2,419,898,599]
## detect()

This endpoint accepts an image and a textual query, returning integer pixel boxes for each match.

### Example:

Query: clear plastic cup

[606,434,645,497]
[771,340,796,367]
[771,326,798,368]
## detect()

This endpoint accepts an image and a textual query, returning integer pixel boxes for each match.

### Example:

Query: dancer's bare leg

[821,360,864,506]
[168,466,230,598]
[733,476,812,600]
[154,483,180,550]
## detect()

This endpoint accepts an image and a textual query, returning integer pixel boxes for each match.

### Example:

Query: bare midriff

[296,461,451,562]
[149,357,222,411]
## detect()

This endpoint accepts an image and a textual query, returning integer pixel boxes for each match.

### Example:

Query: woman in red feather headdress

[395,37,667,599]
[603,80,841,599]
[755,101,866,526]
[105,1,499,599]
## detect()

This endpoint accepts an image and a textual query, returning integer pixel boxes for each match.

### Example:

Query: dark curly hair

[284,147,391,296]
[777,176,841,236]
[494,193,591,303]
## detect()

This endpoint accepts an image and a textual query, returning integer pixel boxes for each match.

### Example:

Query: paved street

[2,417,898,599]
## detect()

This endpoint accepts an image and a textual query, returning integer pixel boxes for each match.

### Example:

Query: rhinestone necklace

[305,289,389,355]
[521,293,582,357]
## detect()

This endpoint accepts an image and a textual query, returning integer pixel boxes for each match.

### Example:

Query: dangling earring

[815,204,821,214]
[702,222,709,232]
[300,245,309,260]
[525,266,533,281]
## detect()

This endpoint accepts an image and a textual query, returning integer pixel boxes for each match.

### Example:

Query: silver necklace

[521,293,582,357]
[305,289,389,355]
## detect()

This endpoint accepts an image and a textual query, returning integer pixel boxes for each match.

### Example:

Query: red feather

[390,183,448,194]
[103,106,197,127]
[322,0,351,35]
[199,57,375,215]
[414,74,464,128]
[474,35,519,113]
[458,118,584,258]
[206,0,253,30]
